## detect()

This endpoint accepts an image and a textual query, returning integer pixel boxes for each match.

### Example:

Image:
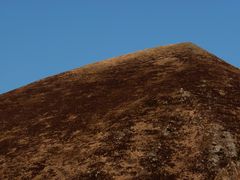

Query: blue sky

[0,1,239,94]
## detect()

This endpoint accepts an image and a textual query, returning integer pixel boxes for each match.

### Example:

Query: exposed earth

[0,43,240,179]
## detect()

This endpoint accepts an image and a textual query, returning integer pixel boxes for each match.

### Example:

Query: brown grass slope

[0,42,240,179]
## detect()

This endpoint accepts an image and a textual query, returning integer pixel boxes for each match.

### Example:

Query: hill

[0,42,240,179]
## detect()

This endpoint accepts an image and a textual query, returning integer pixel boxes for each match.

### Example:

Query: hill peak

[68,42,224,77]
[143,42,211,56]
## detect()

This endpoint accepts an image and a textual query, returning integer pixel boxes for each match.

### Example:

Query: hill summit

[0,42,240,179]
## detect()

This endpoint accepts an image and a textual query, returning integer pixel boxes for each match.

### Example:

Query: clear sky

[0,1,239,94]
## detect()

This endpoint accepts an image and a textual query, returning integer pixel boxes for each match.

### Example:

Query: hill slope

[0,43,240,179]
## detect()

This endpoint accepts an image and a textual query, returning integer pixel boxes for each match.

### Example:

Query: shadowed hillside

[0,42,240,179]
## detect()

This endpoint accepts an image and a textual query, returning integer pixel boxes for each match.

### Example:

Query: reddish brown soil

[0,43,240,179]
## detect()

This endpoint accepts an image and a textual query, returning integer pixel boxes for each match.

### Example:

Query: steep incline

[0,43,240,179]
